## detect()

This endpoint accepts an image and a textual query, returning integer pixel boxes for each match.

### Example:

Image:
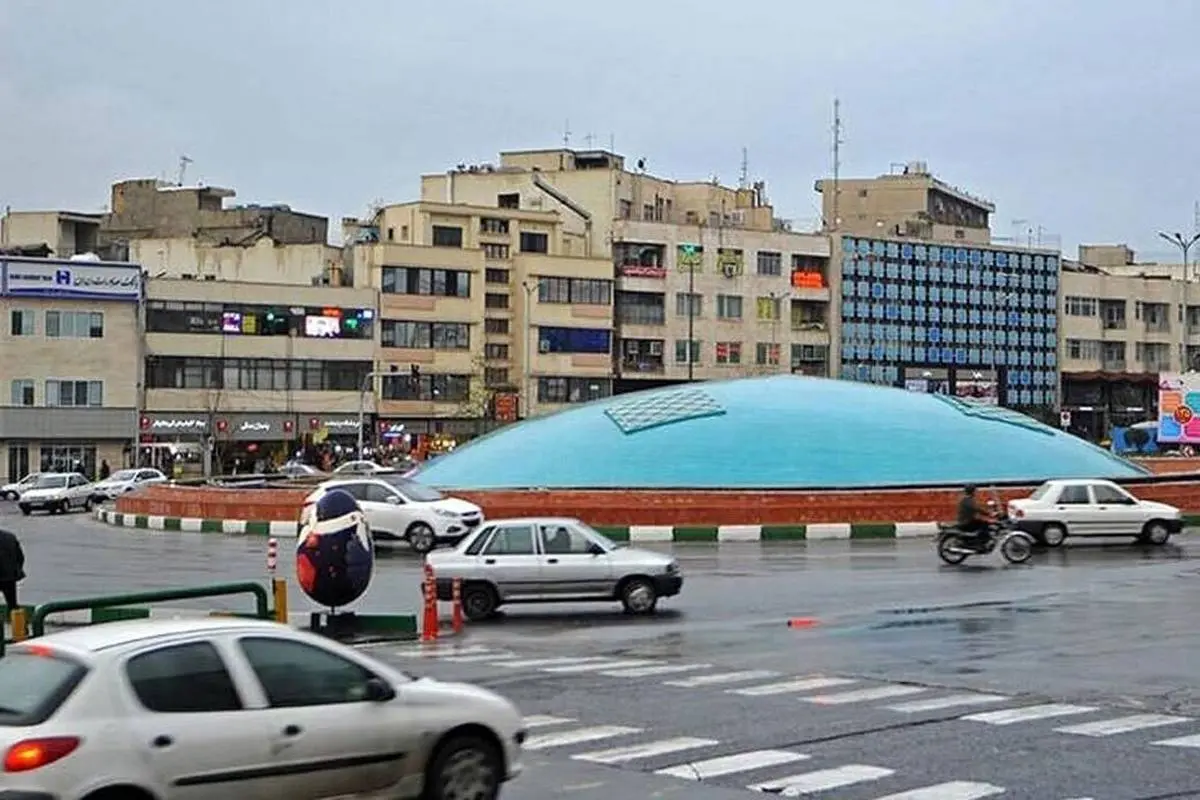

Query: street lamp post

[521,280,537,417]
[768,290,788,373]
[356,369,394,459]
[991,290,1015,407]
[1156,231,1199,372]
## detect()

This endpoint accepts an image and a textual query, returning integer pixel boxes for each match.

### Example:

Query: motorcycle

[936,517,1035,565]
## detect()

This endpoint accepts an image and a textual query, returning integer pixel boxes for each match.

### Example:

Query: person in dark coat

[0,528,26,612]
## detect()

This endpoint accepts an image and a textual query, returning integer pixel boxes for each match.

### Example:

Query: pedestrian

[99,459,111,480]
[0,527,25,614]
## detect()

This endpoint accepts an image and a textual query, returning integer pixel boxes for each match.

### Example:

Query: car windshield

[0,650,88,726]
[109,469,139,481]
[32,475,68,489]
[379,475,444,502]
[1029,483,1055,501]
[576,522,622,550]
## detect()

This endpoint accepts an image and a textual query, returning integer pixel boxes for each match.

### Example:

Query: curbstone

[94,508,299,537]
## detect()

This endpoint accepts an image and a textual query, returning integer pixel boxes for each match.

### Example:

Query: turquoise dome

[415,376,1148,489]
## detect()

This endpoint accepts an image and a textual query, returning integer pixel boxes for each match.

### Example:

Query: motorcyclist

[956,485,997,551]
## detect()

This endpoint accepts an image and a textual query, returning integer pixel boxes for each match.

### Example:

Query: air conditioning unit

[539,339,551,353]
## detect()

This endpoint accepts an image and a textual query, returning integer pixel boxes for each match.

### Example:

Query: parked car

[1008,479,1184,546]
[89,468,169,503]
[0,618,525,800]
[277,462,324,478]
[17,473,95,516]
[425,517,683,620]
[303,475,483,553]
[1,472,43,501]
[332,460,391,476]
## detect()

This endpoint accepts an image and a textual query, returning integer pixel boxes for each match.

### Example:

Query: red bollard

[451,578,463,635]
[421,562,438,642]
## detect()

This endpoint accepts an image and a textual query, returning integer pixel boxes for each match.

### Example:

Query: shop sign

[310,417,361,431]
[239,421,272,434]
[379,421,406,439]
[619,265,667,279]
[2,259,141,300]
[140,415,208,433]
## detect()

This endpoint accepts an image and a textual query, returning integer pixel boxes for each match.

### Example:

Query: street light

[521,280,538,417]
[768,290,788,373]
[679,244,700,381]
[1157,231,1199,372]
[991,290,1015,407]
[356,366,415,458]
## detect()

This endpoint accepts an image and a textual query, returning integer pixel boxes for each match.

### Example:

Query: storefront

[137,413,209,475]
[214,413,297,472]
[303,415,365,444]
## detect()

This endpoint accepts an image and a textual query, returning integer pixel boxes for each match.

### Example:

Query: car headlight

[433,508,458,519]
[664,561,679,575]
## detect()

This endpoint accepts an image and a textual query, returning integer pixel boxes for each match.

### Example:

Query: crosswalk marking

[664,670,779,687]
[749,764,894,795]
[885,694,1009,713]
[572,736,718,764]
[541,659,658,674]
[870,781,1006,800]
[656,749,809,780]
[522,715,575,728]
[392,645,491,658]
[437,651,517,663]
[602,663,712,677]
[804,685,926,705]
[493,656,611,669]
[729,677,857,697]
[1152,732,1200,748]
[524,725,642,750]
[1055,713,1191,737]
[963,703,1097,726]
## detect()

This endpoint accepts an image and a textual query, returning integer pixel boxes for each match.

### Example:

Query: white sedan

[89,468,169,502]
[1007,479,1184,546]
[1,472,44,501]
[0,618,525,800]
[17,473,95,516]
[303,475,483,554]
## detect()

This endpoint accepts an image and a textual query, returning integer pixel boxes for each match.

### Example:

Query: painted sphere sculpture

[296,488,375,609]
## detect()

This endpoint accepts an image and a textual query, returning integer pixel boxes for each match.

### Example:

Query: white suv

[1008,479,1184,547]
[303,475,483,553]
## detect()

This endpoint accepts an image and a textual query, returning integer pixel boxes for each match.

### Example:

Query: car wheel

[1040,523,1067,548]
[18,505,30,516]
[82,496,93,512]
[461,583,499,621]
[1141,520,1172,546]
[3,491,14,501]
[423,733,502,800]
[619,577,659,615]
[406,522,437,554]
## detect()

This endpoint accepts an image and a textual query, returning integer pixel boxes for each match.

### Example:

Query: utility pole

[739,147,749,189]
[522,280,537,415]
[830,98,843,232]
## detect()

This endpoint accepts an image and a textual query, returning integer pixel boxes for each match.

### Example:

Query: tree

[455,355,498,426]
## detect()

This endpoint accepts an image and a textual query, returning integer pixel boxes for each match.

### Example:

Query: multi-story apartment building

[817,163,1061,415]
[1,210,104,258]
[344,200,614,432]
[0,256,141,481]
[1060,244,1198,438]
[419,149,833,388]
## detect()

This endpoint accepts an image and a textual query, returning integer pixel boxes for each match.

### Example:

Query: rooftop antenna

[831,98,844,232]
[739,147,749,189]
[584,133,595,148]
[609,133,615,152]
[562,120,571,148]
[1194,200,1199,235]
[177,155,193,186]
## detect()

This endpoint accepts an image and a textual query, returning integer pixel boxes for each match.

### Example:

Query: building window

[790,344,828,369]
[485,293,510,310]
[537,326,611,354]
[9,309,34,336]
[144,357,371,392]
[755,343,781,366]
[1066,339,1101,360]
[497,193,519,209]
[716,294,743,319]
[381,267,470,298]
[519,232,549,253]
[485,268,510,284]
[715,342,742,364]
[380,321,470,349]
[1064,296,1097,316]
[756,251,782,276]
[45,379,103,407]
[10,379,34,406]
[40,444,97,477]
[674,339,701,364]
[480,218,510,235]
[756,297,782,321]
[537,377,612,404]
[675,293,702,317]
[145,302,374,339]
[484,343,509,359]
[484,318,509,334]
[484,367,510,387]
[45,310,104,338]
[432,225,464,248]
[380,373,471,402]
[538,277,613,305]
[616,291,665,325]
[483,243,510,260]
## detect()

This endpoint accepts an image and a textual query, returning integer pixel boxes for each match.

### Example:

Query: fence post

[266,538,278,577]
[421,562,438,642]
[11,608,28,642]
[451,578,463,635]
[271,578,289,624]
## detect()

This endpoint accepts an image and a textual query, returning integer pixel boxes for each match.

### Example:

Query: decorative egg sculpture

[295,489,374,610]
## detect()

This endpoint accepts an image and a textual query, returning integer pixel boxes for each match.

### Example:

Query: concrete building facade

[0,256,141,481]
[0,210,103,258]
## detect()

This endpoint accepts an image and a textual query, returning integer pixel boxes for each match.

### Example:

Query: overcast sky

[2,0,1198,260]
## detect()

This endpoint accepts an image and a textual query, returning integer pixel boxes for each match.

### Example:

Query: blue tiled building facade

[837,236,1059,411]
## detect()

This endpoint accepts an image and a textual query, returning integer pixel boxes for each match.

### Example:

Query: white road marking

[729,677,858,697]
[493,657,612,669]
[664,670,779,687]
[962,703,1097,725]
[391,645,491,658]
[1055,713,1191,737]
[886,694,1010,713]
[524,725,641,750]
[656,749,809,780]
[804,685,926,705]
[1153,733,1200,748]
[438,651,518,663]
[522,715,575,728]
[870,781,1007,800]
[750,764,894,795]
[573,737,718,764]
[602,663,712,677]
[541,659,658,674]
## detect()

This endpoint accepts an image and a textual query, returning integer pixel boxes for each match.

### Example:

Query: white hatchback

[303,475,483,554]
[0,618,525,800]
[1008,479,1184,546]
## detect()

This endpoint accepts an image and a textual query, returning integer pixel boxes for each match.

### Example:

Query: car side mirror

[385,495,402,505]
[588,542,605,556]
[364,677,396,702]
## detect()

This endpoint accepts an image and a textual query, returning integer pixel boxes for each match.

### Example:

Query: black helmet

[963,484,977,495]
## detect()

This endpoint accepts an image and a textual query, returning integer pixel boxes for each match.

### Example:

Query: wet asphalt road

[8,503,1200,798]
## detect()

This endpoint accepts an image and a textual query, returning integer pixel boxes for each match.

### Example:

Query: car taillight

[4,737,81,772]
[1010,506,1024,518]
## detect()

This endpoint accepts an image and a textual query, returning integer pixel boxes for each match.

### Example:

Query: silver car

[425,517,683,620]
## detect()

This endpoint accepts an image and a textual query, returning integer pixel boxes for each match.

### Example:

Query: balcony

[1101,319,1127,331]
[1100,358,1127,371]
[621,357,665,374]
[1144,321,1171,334]
[791,319,827,332]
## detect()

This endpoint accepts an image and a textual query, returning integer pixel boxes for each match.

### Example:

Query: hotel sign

[1,259,142,301]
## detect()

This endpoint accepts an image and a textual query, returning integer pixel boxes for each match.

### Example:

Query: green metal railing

[30,581,271,637]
